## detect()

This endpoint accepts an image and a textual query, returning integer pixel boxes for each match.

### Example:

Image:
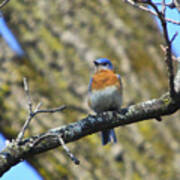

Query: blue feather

[88,77,93,92]
[94,58,113,70]
[101,129,117,145]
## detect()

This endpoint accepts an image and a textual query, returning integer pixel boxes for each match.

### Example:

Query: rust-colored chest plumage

[92,70,120,90]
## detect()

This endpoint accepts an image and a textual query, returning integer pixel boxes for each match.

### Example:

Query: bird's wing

[88,77,93,92]
[116,74,123,93]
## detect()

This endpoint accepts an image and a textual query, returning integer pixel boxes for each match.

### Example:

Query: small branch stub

[58,135,80,165]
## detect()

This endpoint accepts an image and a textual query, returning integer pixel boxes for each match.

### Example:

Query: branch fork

[14,77,80,166]
[16,78,66,142]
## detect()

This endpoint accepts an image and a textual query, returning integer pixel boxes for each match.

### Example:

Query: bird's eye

[102,63,107,66]
[94,61,99,66]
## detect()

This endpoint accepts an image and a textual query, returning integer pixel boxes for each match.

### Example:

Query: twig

[160,44,179,62]
[32,132,56,147]
[170,31,178,43]
[124,0,180,25]
[127,0,177,97]
[34,102,42,112]
[161,0,166,15]
[0,0,10,9]
[32,133,80,165]
[34,106,66,114]
[145,0,176,98]
[23,77,33,114]
[16,78,33,142]
[58,135,80,165]
[16,78,66,142]
[155,0,176,9]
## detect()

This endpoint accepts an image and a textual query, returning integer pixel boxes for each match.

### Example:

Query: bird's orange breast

[92,70,120,90]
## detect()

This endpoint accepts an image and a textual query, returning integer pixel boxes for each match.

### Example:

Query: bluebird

[88,58,123,145]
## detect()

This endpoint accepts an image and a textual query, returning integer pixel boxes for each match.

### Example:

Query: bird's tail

[101,129,117,145]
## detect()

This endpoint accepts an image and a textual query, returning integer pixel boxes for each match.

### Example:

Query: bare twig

[23,77,33,114]
[127,0,177,97]
[145,0,176,98]
[32,133,80,165]
[34,102,42,112]
[161,0,166,15]
[16,78,33,142]
[34,106,66,114]
[170,31,178,43]
[124,0,180,25]
[32,132,56,147]
[58,135,80,165]
[16,78,66,142]
[160,44,178,62]
[155,0,176,9]
[0,0,10,9]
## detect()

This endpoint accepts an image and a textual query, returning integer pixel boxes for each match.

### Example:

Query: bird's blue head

[93,58,113,71]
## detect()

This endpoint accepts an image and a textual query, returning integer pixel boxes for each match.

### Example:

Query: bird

[88,58,123,145]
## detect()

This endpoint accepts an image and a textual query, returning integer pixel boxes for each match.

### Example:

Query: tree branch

[124,0,180,25]
[155,0,176,9]
[146,0,176,98]
[127,0,178,97]
[16,78,66,142]
[0,0,10,9]
[0,92,180,176]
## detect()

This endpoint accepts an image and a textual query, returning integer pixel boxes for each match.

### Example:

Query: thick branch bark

[0,92,180,176]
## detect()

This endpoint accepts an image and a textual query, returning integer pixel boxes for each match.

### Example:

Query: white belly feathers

[89,85,122,113]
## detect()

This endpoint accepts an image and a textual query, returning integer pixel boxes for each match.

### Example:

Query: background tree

[0,0,180,179]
